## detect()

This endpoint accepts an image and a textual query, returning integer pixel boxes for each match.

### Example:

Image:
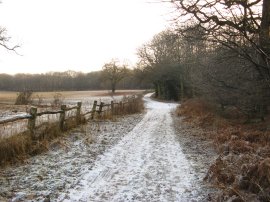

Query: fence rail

[0,114,32,124]
[0,96,139,137]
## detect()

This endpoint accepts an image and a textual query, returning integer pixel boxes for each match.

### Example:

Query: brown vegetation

[0,120,76,167]
[177,99,270,201]
[0,116,89,167]
[0,132,32,166]
[97,95,144,120]
[116,95,144,115]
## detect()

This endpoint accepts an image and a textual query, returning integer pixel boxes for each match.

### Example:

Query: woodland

[0,0,270,201]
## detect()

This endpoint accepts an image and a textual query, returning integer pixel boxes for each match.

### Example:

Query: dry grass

[177,99,270,147]
[0,115,89,167]
[0,132,32,166]
[0,94,144,167]
[95,95,144,120]
[0,127,53,167]
[0,92,18,104]
[0,90,145,104]
[113,95,144,115]
[177,98,270,200]
[177,98,229,129]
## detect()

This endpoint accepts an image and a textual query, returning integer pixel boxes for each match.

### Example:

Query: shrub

[113,94,144,116]
[15,91,33,105]
[51,93,64,107]
[35,94,44,106]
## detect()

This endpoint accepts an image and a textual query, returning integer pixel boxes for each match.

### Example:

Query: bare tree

[101,59,127,93]
[0,2,19,52]
[137,30,191,100]
[168,0,269,83]
[0,27,19,52]
[137,30,208,100]
[163,0,270,118]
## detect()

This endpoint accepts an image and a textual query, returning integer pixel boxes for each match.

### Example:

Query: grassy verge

[176,98,270,201]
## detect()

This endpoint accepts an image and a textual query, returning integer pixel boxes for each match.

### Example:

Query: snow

[62,94,202,201]
[0,93,209,201]
[0,112,28,122]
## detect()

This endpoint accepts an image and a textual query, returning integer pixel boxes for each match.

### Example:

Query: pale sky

[0,0,172,74]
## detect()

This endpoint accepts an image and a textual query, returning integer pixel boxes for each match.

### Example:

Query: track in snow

[62,93,203,202]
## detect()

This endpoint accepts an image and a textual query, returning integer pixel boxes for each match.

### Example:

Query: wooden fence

[0,95,139,137]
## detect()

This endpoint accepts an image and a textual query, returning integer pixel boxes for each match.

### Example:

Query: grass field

[0,90,145,136]
[0,90,145,167]
[0,90,145,104]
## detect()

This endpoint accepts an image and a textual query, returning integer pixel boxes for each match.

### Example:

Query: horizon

[0,69,106,76]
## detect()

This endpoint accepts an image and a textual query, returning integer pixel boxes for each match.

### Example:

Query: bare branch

[0,27,20,53]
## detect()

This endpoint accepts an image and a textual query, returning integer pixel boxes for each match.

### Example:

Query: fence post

[133,97,137,110]
[120,101,123,108]
[59,105,66,131]
[111,101,114,115]
[28,107,37,137]
[76,102,82,124]
[118,101,124,115]
[128,98,132,112]
[98,102,104,115]
[91,100,97,119]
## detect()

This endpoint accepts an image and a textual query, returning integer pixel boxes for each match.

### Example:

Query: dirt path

[62,94,208,201]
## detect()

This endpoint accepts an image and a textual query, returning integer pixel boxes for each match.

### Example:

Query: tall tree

[101,59,127,93]
[167,0,270,118]
[137,30,187,100]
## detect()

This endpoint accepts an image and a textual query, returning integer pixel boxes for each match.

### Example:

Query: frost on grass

[0,94,126,139]
[0,113,143,201]
[0,94,212,202]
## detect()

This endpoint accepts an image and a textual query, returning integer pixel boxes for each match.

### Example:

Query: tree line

[0,70,150,92]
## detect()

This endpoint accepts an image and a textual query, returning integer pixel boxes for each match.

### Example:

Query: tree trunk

[157,82,161,98]
[111,82,116,93]
[257,0,270,120]
[180,74,184,100]
[154,82,158,97]
[260,0,270,56]
[259,0,270,83]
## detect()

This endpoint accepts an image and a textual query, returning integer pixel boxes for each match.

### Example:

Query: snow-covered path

[63,94,202,202]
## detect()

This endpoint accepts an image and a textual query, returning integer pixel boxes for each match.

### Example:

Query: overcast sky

[0,0,172,74]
